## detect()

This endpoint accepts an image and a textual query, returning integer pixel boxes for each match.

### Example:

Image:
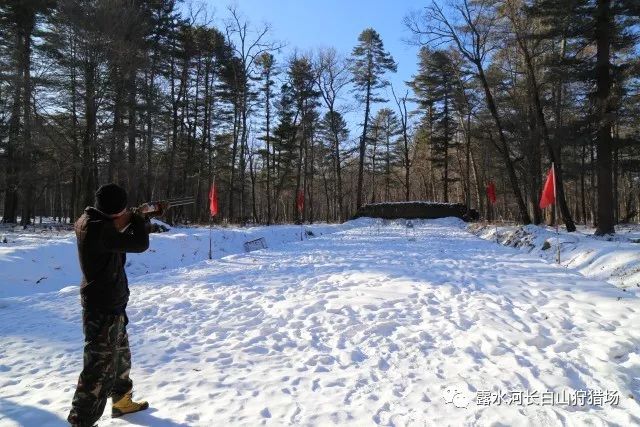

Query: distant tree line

[0,0,638,235]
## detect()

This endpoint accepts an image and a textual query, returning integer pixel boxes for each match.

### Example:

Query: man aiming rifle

[67,183,179,426]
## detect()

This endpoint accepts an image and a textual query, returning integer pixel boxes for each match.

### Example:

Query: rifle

[134,197,195,218]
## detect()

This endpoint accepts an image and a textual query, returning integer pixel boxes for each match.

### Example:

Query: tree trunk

[400,99,410,201]
[2,28,23,223]
[239,80,248,223]
[613,125,619,224]
[248,153,258,223]
[228,92,239,220]
[443,92,450,203]
[370,129,377,204]
[594,0,614,235]
[167,51,178,200]
[357,80,371,209]
[329,112,344,220]
[70,36,81,219]
[127,71,138,204]
[526,103,542,224]
[144,67,154,201]
[109,68,125,182]
[385,131,391,200]
[308,133,315,223]
[476,64,531,224]
[580,138,587,224]
[470,148,483,215]
[265,71,272,225]
[81,55,98,209]
[465,112,471,210]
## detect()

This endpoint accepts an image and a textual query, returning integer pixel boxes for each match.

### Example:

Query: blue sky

[194,0,428,136]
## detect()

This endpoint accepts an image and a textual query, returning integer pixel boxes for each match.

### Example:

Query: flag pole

[493,201,498,244]
[208,180,217,260]
[487,181,499,243]
[297,189,304,241]
[209,215,213,260]
[553,162,560,264]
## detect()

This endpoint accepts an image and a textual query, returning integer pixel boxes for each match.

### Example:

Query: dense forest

[0,0,638,235]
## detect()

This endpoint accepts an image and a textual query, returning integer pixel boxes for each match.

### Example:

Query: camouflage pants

[67,310,133,426]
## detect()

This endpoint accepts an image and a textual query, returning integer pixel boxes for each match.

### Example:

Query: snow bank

[470,223,640,295]
[0,221,355,298]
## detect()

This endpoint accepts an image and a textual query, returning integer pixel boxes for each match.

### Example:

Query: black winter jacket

[75,207,149,312]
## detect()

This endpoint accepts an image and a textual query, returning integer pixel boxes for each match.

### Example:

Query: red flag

[486,181,497,205]
[539,164,556,209]
[296,189,304,214]
[209,183,218,217]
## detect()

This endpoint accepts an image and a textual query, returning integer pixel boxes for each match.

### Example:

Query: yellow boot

[112,390,149,418]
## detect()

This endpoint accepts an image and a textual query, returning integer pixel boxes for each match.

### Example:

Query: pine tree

[256,52,276,224]
[350,28,396,210]
[410,48,459,203]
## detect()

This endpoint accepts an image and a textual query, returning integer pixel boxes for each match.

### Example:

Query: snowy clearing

[1,218,639,426]
[470,223,640,296]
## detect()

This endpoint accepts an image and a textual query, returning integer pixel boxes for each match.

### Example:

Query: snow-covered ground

[0,221,346,298]
[470,223,640,296]
[1,218,639,426]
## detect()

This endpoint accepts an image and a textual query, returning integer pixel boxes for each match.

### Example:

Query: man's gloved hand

[136,201,169,218]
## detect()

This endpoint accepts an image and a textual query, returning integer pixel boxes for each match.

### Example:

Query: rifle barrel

[165,197,195,205]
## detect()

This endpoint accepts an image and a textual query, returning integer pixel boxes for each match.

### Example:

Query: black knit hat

[95,183,128,215]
